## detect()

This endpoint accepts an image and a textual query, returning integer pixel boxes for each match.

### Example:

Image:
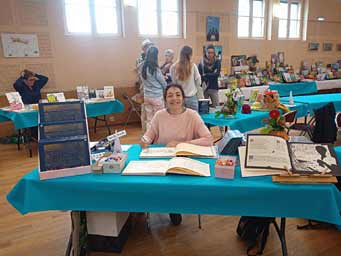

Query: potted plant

[215,85,242,118]
[260,109,289,140]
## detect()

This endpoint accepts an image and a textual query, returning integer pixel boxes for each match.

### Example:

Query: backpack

[312,102,337,143]
[236,216,275,255]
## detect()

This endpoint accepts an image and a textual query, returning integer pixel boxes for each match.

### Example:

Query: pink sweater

[142,108,213,146]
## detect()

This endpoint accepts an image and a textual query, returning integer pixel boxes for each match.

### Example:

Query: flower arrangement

[260,109,288,140]
[215,85,242,118]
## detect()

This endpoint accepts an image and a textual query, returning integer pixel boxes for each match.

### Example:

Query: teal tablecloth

[269,81,318,97]
[201,103,308,131]
[281,93,341,113]
[0,100,124,130]
[7,145,341,225]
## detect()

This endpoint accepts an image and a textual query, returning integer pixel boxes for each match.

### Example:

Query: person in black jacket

[198,45,221,107]
[13,69,48,104]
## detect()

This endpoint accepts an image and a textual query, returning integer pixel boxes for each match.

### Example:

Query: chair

[122,93,142,129]
[287,109,315,138]
[283,110,297,135]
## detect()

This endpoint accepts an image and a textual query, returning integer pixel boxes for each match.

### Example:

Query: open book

[122,157,210,177]
[245,134,341,176]
[140,143,217,158]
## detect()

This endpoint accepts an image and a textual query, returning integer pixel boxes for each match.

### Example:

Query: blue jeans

[184,95,198,112]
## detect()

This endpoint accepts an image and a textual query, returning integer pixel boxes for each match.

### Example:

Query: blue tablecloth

[269,81,318,97]
[281,93,341,114]
[201,103,308,131]
[7,145,341,225]
[0,100,124,130]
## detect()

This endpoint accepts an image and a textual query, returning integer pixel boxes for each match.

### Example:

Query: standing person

[139,46,167,130]
[141,84,213,225]
[13,69,48,104]
[160,49,174,84]
[135,39,154,132]
[198,44,221,108]
[170,46,202,112]
[136,39,154,68]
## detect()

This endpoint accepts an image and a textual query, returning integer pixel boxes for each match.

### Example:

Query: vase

[270,130,289,140]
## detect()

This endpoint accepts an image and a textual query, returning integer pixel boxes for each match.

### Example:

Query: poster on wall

[277,52,285,66]
[214,45,223,61]
[1,33,40,58]
[308,42,319,51]
[323,43,333,51]
[206,16,220,41]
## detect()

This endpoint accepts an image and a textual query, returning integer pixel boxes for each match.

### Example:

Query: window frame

[63,0,124,37]
[237,0,267,39]
[137,0,183,38]
[277,0,303,40]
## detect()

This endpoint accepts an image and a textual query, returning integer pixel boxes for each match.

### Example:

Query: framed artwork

[231,55,247,67]
[206,16,220,41]
[308,42,319,51]
[323,43,333,51]
[214,45,222,60]
[336,44,341,51]
[277,52,285,65]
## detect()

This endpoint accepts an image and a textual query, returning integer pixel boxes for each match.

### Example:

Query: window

[278,0,301,39]
[138,0,181,36]
[64,0,122,35]
[238,0,265,38]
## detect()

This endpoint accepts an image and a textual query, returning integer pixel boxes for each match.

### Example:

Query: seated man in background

[13,69,49,104]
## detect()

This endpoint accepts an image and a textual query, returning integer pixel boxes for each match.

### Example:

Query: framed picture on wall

[323,43,333,51]
[214,45,222,61]
[277,52,285,65]
[308,42,319,51]
[336,44,341,51]
[231,55,247,67]
[206,16,220,41]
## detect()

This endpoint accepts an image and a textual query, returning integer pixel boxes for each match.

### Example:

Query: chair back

[283,110,297,123]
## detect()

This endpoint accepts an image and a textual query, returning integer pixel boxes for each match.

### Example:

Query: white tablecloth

[316,79,341,90]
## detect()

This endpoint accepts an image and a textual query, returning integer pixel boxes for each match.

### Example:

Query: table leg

[272,218,288,256]
[17,129,21,150]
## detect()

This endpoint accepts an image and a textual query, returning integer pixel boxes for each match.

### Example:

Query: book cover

[5,92,24,110]
[47,92,66,103]
[77,86,89,99]
[103,86,115,99]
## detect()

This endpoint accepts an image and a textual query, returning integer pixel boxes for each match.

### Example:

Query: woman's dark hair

[164,84,185,101]
[142,46,159,80]
[205,44,215,55]
[22,70,35,80]
[175,45,193,81]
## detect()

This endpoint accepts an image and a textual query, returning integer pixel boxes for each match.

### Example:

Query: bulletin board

[1,33,40,58]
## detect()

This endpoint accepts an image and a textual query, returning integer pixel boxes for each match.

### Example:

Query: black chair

[122,93,141,129]
[283,110,297,135]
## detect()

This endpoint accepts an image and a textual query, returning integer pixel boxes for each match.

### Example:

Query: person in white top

[170,45,202,111]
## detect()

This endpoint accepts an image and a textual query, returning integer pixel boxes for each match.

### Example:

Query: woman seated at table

[140,84,213,225]
[141,83,213,147]
[13,69,49,104]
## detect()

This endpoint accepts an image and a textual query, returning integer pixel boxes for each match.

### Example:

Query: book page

[246,135,292,170]
[139,147,176,158]
[290,144,338,173]
[167,157,210,177]
[175,143,215,157]
[122,160,169,176]
[239,147,284,177]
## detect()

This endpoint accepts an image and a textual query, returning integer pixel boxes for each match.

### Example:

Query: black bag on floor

[236,216,275,255]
